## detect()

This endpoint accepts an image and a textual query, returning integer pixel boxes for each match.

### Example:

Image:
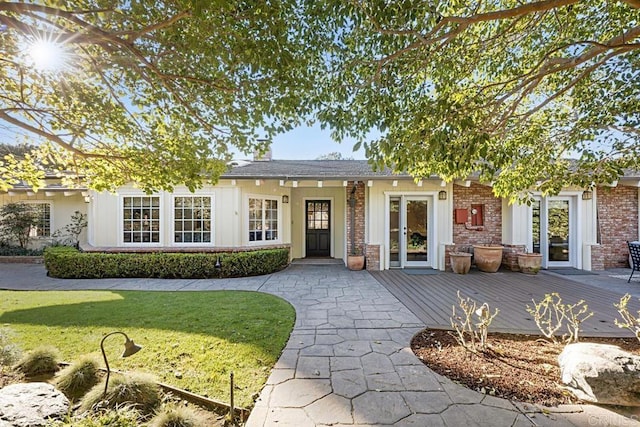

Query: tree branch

[0,110,123,161]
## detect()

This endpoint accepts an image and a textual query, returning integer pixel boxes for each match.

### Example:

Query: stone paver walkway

[1,263,639,426]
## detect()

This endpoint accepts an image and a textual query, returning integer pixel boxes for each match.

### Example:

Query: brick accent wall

[453,183,502,246]
[346,181,366,256]
[597,186,639,268]
[590,244,605,271]
[366,244,380,271]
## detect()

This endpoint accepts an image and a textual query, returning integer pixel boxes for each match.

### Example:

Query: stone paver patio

[1,263,640,426]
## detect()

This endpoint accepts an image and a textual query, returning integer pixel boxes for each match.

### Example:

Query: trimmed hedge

[44,246,289,279]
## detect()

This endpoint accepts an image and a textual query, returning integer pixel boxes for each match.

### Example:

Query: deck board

[370,269,637,337]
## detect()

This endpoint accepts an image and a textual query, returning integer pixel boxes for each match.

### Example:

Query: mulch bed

[411,329,640,407]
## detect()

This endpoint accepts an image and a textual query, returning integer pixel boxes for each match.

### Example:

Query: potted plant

[450,251,472,274]
[517,251,542,275]
[347,248,365,270]
[472,244,503,273]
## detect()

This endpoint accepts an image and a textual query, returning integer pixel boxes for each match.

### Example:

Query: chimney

[253,139,272,161]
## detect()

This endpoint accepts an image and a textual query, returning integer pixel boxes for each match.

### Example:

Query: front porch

[370,268,640,338]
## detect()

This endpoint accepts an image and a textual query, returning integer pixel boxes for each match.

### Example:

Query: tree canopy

[311,0,640,199]
[1,1,639,198]
[0,0,318,192]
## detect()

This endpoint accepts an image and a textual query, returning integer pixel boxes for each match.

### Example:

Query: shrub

[54,355,101,400]
[614,293,640,341]
[46,406,140,427]
[0,202,39,248]
[45,247,289,279]
[14,345,60,376]
[0,244,43,256]
[148,405,207,427]
[80,373,160,415]
[526,292,593,344]
[0,328,21,367]
[449,290,499,352]
[51,211,88,248]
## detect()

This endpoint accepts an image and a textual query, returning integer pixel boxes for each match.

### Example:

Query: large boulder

[0,382,69,426]
[559,342,640,406]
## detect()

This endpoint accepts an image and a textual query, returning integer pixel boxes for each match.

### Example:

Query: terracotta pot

[517,253,542,275]
[450,252,472,274]
[347,255,365,271]
[473,245,503,273]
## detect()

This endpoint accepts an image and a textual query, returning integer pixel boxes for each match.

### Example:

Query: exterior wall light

[582,190,593,200]
[438,190,447,200]
[282,195,289,203]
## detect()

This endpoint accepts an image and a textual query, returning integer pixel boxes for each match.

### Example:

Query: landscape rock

[558,342,640,406]
[0,382,69,426]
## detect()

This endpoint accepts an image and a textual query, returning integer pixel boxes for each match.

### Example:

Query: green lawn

[0,290,295,408]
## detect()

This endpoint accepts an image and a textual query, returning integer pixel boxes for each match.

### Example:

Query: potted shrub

[517,252,542,275]
[450,252,472,274]
[473,245,503,273]
[347,249,365,270]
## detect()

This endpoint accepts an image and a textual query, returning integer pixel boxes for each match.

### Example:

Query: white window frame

[245,194,281,245]
[119,194,162,246]
[171,194,214,246]
[24,200,53,239]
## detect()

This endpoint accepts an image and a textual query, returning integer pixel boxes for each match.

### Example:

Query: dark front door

[306,200,331,257]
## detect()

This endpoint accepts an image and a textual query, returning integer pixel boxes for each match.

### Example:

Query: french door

[389,196,431,268]
[531,197,576,268]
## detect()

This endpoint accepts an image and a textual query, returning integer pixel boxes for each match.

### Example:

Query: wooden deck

[370,269,638,337]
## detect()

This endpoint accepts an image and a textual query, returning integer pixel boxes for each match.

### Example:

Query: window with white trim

[174,196,212,243]
[249,197,278,242]
[122,196,160,243]
[28,202,51,238]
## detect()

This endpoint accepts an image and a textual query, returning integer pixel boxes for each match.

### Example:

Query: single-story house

[2,151,639,272]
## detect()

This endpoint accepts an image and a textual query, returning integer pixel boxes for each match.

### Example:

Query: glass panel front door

[548,199,570,262]
[387,196,430,268]
[531,197,574,268]
[405,200,428,264]
[389,198,401,268]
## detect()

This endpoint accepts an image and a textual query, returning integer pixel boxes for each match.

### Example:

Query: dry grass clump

[13,345,60,376]
[48,406,140,427]
[148,404,208,427]
[54,354,101,400]
[80,372,160,415]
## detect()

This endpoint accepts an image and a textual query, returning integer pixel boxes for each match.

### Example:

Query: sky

[232,123,367,161]
[1,121,368,161]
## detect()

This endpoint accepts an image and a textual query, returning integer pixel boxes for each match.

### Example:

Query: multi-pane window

[249,197,278,242]
[29,203,51,237]
[122,196,160,243]
[174,196,212,244]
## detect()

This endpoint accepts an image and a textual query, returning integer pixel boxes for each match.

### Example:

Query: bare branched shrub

[564,299,594,343]
[614,294,640,341]
[526,293,593,344]
[450,291,499,352]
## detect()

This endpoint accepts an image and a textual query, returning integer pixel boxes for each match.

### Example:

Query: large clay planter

[517,253,542,275]
[473,245,503,273]
[450,252,472,274]
[347,255,365,270]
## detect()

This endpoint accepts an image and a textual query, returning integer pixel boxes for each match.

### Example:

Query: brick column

[597,186,639,268]
[346,181,366,258]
